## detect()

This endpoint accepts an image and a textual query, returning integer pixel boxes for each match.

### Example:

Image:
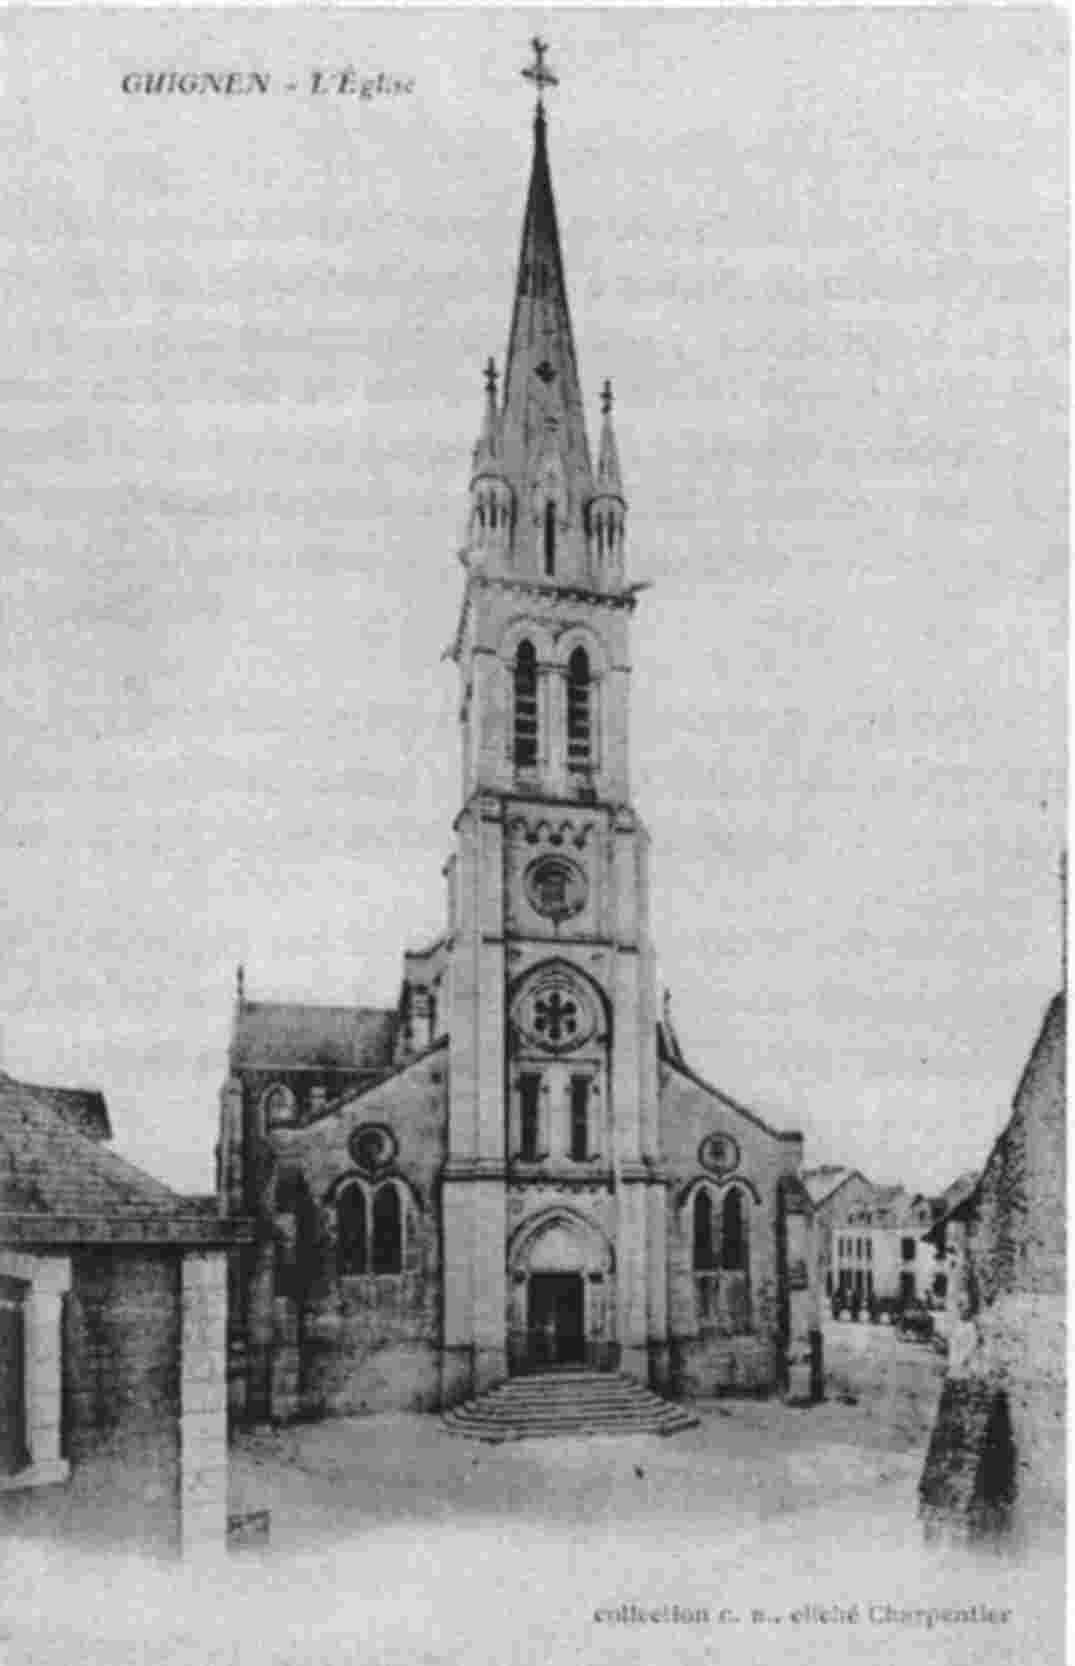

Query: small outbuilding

[0,1071,251,1558]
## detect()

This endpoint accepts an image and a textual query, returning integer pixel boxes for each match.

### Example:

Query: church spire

[497,42,594,579]
[590,377,627,581]
[471,356,500,476]
[596,379,625,500]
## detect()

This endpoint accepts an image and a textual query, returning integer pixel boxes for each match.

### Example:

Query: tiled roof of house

[7,1079,112,1142]
[230,1002,398,1073]
[0,1073,249,1247]
[802,1166,871,1207]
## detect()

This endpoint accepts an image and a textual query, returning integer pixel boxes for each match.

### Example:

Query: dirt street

[0,1324,1063,1666]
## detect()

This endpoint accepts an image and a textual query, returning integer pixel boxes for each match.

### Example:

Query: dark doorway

[528,1273,584,1368]
[0,1275,29,1475]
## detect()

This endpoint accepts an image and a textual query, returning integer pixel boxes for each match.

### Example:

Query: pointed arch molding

[323,1169,425,1213]
[496,615,609,674]
[507,1204,615,1277]
[675,1174,761,1211]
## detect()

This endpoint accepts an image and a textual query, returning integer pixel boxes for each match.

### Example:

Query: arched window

[372,1184,403,1274]
[513,640,539,770]
[337,1183,367,1276]
[566,647,592,772]
[544,501,556,575]
[721,1188,747,1272]
[693,1190,717,1271]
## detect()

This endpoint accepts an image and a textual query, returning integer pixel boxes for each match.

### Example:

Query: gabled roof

[659,1055,802,1143]
[0,1075,111,1142]
[0,1073,249,1248]
[230,1002,398,1074]
[802,1166,877,1209]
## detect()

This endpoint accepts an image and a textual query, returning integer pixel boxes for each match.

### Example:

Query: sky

[1,6,1067,1196]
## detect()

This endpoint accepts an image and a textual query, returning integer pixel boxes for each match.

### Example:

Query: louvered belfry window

[514,641,539,769]
[566,647,591,771]
[519,1072,542,1161]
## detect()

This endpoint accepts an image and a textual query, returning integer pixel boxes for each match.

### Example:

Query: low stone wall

[670,1333,777,1397]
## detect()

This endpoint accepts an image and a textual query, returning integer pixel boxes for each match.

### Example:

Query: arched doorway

[507,1208,615,1374]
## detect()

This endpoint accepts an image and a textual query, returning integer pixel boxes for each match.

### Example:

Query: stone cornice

[449,571,643,663]
[0,1212,255,1248]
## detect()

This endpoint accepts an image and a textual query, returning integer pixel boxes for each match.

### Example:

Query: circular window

[514,972,597,1054]
[524,855,587,923]
[699,1133,740,1179]
[348,1123,397,1177]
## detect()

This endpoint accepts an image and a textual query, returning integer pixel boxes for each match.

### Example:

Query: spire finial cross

[522,36,559,107]
[601,378,614,416]
[484,356,498,398]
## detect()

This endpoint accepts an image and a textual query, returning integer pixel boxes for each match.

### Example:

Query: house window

[544,501,556,575]
[856,1237,862,1259]
[566,647,592,772]
[901,1237,916,1262]
[693,1190,717,1271]
[371,1185,403,1275]
[519,1072,542,1161]
[866,1238,872,1262]
[513,641,539,770]
[336,1184,367,1276]
[569,1075,589,1161]
[721,1188,746,1272]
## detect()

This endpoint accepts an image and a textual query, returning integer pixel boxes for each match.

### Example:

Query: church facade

[217,70,822,1424]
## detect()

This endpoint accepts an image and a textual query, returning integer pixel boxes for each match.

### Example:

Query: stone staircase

[441,1369,699,1441]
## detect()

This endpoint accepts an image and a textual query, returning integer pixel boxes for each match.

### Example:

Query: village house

[0,1070,250,1558]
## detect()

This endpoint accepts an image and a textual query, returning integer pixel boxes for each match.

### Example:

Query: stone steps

[441,1371,699,1441]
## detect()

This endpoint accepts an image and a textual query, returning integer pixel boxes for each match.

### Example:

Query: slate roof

[801,1166,873,1208]
[230,1002,398,1073]
[0,1073,249,1247]
[6,1078,112,1142]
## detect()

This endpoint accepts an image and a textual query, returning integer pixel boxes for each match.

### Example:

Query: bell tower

[441,42,666,1402]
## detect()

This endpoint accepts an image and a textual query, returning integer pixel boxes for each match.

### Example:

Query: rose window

[532,990,579,1046]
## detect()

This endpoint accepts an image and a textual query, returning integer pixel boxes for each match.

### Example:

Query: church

[217,47,822,1425]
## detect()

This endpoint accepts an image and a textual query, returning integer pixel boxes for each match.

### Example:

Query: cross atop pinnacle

[521,36,559,109]
[484,356,498,398]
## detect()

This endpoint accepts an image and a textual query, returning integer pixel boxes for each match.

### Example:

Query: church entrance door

[528,1273,585,1369]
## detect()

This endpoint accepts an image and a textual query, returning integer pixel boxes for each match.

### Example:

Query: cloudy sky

[1,6,1066,1194]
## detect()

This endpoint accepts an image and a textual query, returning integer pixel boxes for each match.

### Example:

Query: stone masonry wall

[659,1061,801,1397]
[251,1049,449,1418]
[59,1249,183,1554]
[929,995,1066,1545]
